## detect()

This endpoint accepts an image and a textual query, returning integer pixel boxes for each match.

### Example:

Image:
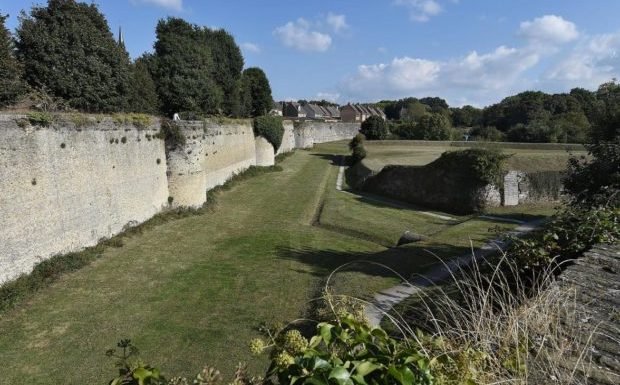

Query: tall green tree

[0,14,24,107]
[240,67,272,117]
[127,55,159,114]
[16,0,131,112]
[204,29,244,116]
[151,17,222,116]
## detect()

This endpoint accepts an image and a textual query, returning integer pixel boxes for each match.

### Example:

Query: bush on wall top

[431,148,509,187]
[253,115,284,150]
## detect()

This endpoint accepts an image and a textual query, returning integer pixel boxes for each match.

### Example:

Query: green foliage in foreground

[506,136,619,273]
[107,314,494,385]
[253,115,284,150]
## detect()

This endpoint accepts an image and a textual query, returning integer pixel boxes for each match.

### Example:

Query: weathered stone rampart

[0,115,169,283]
[294,121,360,148]
[0,115,359,283]
[166,120,259,207]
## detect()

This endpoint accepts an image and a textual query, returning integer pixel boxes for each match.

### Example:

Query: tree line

[0,0,273,117]
[378,82,620,143]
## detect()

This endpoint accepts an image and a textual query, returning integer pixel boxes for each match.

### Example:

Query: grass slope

[0,143,553,384]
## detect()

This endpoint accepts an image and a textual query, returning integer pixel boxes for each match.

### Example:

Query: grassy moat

[0,141,555,384]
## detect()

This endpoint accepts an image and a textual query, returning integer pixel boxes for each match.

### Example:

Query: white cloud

[326,13,349,33]
[340,44,541,106]
[132,0,183,11]
[545,30,620,89]
[240,42,261,53]
[336,14,616,106]
[395,0,443,22]
[519,15,578,45]
[274,18,332,52]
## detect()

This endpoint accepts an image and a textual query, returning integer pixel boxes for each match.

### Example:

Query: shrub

[360,115,388,140]
[157,119,186,147]
[433,148,508,187]
[27,111,54,127]
[348,133,367,164]
[253,115,284,150]
[470,126,504,142]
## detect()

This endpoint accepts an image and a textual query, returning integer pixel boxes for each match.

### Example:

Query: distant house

[279,101,342,120]
[302,103,327,119]
[340,104,385,123]
[269,102,283,116]
[282,102,306,118]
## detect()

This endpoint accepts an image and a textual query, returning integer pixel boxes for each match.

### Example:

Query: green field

[0,142,553,384]
[359,140,587,173]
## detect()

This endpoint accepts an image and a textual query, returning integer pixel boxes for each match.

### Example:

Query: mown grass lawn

[0,142,554,384]
[360,140,586,172]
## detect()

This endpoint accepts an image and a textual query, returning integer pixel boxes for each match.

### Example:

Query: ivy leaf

[388,365,415,385]
[318,323,334,345]
[354,361,382,377]
[329,366,351,384]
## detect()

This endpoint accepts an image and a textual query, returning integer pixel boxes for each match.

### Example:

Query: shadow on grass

[310,152,344,166]
[276,243,473,284]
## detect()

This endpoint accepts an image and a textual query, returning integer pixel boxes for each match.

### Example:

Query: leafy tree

[400,100,428,122]
[204,28,244,116]
[470,126,504,142]
[417,112,452,140]
[549,111,591,143]
[360,115,388,140]
[151,17,222,116]
[127,56,159,114]
[570,87,601,122]
[16,0,131,112]
[389,121,419,139]
[240,67,272,117]
[451,105,483,127]
[0,14,24,107]
[419,96,449,113]
[506,119,560,143]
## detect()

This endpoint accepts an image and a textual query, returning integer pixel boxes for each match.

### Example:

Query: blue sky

[3,0,620,107]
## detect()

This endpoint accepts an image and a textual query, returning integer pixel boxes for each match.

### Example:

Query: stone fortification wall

[0,114,168,284]
[294,121,360,148]
[0,117,363,284]
[276,121,295,155]
[166,119,258,208]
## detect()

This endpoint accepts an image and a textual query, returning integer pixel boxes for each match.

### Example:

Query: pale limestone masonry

[0,116,359,283]
[166,120,258,208]
[0,115,168,284]
[502,171,522,206]
[255,136,275,166]
[276,121,295,155]
[294,121,361,148]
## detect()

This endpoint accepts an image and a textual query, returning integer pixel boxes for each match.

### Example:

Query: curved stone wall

[255,136,275,166]
[276,121,295,155]
[166,120,257,208]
